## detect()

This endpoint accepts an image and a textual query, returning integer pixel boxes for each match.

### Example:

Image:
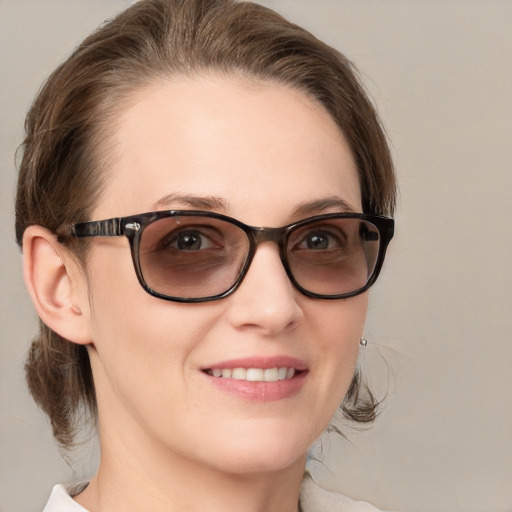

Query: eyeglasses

[69,210,394,303]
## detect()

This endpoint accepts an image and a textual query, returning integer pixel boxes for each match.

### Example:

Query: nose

[226,242,303,336]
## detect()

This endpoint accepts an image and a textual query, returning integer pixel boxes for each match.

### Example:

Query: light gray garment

[300,473,393,512]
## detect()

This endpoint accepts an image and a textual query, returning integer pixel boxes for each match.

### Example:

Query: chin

[198,427,312,476]
[213,450,307,476]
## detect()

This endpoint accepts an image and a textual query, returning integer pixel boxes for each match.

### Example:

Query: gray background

[1,1,511,511]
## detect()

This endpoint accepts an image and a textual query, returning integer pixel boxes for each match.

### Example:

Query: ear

[22,225,93,345]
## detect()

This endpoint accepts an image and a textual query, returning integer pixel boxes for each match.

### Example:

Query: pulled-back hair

[16,0,396,449]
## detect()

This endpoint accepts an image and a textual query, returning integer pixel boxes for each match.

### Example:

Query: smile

[204,367,296,382]
[201,357,308,401]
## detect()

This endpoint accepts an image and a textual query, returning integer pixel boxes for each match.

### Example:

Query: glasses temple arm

[69,217,125,238]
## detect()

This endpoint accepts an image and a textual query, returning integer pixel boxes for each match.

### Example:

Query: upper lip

[201,356,308,371]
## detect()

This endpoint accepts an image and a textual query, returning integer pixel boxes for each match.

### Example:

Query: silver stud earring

[360,337,368,347]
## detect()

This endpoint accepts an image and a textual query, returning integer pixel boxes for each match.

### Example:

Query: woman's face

[82,76,367,476]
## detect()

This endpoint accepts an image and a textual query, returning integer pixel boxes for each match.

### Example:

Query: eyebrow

[153,193,229,211]
[153,193,356,218]
[291,197,357,217]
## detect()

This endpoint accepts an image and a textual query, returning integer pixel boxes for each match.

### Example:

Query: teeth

[264,367,279,381]
[208,367,297,382]
[246,368,264,381]
[232,368,246,380]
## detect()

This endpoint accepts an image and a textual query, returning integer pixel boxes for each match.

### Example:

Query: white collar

[42,483,88,512]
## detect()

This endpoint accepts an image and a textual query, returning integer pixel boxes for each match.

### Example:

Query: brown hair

[16,0,396,449]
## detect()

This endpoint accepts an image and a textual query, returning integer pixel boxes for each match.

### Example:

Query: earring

[360,337,368,347]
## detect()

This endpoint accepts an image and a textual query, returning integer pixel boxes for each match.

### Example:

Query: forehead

[94,75,361,224]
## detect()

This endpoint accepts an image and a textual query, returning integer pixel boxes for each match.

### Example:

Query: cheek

[84,247,220,407]
[306,294,367,425]
[311,293,367,356]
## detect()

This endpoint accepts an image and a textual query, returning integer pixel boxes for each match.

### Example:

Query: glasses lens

[286,217,380,297]
[138,216,249,299]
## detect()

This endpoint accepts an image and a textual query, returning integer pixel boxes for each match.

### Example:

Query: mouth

[203,367,299,382]
[200,358,308,401]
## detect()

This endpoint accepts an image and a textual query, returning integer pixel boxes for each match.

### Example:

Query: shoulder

[42,483,89,512]
[300,473,396,512]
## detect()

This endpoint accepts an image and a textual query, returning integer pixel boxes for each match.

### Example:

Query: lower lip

[204,371,308,402]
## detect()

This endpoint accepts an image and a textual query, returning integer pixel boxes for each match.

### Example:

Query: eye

[296,229,344,250]
[163,228,218,251]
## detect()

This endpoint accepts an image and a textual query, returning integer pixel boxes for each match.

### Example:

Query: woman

[15,0,397,511]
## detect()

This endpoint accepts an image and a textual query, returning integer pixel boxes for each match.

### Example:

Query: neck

[75,426,306,512]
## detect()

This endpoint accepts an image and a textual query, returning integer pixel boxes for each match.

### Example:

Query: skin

[24,75,367,512]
